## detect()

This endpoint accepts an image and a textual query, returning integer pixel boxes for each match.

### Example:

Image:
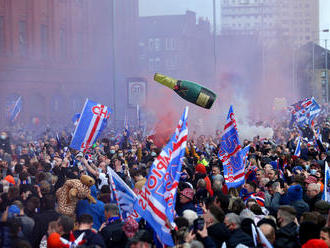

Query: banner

[70,99,110,152]
[134,107,189,246]
[324,162,330,202]
[108,167,140,220]
[294,137,301,157]
[289,97,320,128]
[218,105,244,189]
[10,96,22,123]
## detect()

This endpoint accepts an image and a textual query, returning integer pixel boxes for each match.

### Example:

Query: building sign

[128,79,147,106]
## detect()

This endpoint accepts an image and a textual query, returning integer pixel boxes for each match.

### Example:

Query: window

[148,58,154,71]
[154,57,160,70]
[154,38,161,51]
[165,38,175,50]
[0,16,4,55]
[60,28,66,58]
[41,24,48,58]
[19,21,27,56]
[148,38,154,50]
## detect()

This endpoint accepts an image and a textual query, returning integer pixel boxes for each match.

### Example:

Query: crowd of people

[1,110,330,248]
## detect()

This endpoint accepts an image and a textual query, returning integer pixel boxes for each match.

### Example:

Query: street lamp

[321,29,329,104]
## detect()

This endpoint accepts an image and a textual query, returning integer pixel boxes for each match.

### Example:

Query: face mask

[310,169,317,175]
[305,165,310,171]
[151,152,156,157]
[0,135,6,140]
[110,150,115,154]
[118,153,123,157]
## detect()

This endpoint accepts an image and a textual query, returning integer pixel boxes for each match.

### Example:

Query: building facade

[0,0,139,127]
[137,11,213,90]
[221,0,319,48]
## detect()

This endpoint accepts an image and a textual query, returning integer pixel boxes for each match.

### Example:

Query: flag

[10,96,22,123]
[218,105,244,189]
[323,161,330,202]
[256,226,273,248]
[124,112,129,131]
[289,97,320,128]
[60,232,86,248]
[240,145,250,167]
[294,137,301,157]
[72,113,80,126]
[251,224,258,247]
[70,99,111,152]
[137,104,140,128]
[134,107,189,246]
[108,167,140,220]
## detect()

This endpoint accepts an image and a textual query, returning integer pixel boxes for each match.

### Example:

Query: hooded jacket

[76,185,105,230]
[274,222,300,248]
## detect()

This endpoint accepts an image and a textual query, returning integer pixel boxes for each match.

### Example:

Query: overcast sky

[139,0,330,47]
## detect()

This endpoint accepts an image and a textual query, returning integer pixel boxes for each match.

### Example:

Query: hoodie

[76,185,105,230]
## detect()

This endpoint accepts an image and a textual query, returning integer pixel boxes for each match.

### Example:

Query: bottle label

[196,91,210,107]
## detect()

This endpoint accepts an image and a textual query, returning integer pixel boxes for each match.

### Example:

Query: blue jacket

[76,185,105,230]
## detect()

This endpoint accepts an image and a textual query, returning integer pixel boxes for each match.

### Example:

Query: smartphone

[193,217,205,232]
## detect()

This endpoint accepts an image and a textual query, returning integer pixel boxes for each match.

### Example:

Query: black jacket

[31,209,60,247]
[207,223,230,247]
[274,222,300,248]
[73,229,106,248]
[307,193,322,211]
[226,228,254,248]
[0,137,11,154]
[100,219,127,248]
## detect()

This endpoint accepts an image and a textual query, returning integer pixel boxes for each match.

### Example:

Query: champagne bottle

[154,73,217,109]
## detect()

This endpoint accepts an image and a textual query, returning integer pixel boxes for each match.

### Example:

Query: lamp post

[321,29,329,106]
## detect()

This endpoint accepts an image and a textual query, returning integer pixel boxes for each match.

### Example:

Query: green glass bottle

[154,73,217,109]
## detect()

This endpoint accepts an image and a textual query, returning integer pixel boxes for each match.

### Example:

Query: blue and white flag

[10,96,22,123]
[134,107,189,246]
[289,97,320,128]
[108,167,140,220]
[240,145,250,167]
[218,105,244,189]
[72,113,81,126]
[294,137,301,157]
[70,99,110,152]
[324,162,330,202]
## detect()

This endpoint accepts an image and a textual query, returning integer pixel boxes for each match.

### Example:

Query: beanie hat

[4,175,15,185]
[302,239,328,248]
[47,232,63,248]
[183,209,198,226]
[195,164,206,175]
[305,175,317,184]
[287,184,303,202]
[254,192,265,207]
[8,205,20,218]
[122,218,139,238]
[181,188,194,201]
[293,166,303,174]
